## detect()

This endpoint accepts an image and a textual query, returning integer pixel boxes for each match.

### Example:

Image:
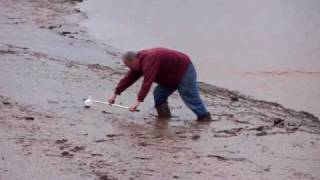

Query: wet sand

[0,0,320,180]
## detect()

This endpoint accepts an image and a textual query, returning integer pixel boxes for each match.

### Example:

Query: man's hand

[129,100,141,112]
[108,94,117,104]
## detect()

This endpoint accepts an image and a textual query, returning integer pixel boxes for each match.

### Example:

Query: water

[79,0,320,116]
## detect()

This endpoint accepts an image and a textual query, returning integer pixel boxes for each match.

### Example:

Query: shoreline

[0,0,320,180]
[78,0,320,117]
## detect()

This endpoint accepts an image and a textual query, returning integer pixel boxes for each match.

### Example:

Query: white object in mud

[84,96,131,110]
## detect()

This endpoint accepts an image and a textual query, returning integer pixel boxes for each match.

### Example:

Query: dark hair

[122,51,137,62]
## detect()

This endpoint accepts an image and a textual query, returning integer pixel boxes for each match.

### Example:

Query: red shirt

[115,48,191,102]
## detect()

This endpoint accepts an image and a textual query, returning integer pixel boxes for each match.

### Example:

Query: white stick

[91,99,130,109]
[84,96,139,111]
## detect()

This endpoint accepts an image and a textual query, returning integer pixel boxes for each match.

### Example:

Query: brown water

[79,0,320,116]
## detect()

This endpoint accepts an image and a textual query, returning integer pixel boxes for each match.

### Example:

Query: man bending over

[108,47,212,122]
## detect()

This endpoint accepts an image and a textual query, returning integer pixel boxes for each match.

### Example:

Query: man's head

[122,51,140,70]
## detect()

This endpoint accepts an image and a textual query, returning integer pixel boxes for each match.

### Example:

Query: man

[108,47,212,121]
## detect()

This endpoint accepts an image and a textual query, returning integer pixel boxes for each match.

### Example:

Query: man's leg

[177,63,211,121]
[153,85,174,118]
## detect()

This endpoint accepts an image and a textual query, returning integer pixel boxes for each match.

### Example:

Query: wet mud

[0,0,320,180]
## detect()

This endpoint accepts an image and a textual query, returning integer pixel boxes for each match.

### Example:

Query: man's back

[116,47,191,102]
[137,47,191,89]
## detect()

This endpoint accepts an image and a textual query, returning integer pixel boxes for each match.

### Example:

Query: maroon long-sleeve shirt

[115,48,191,102]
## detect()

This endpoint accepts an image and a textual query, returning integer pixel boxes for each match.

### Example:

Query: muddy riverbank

[0,0,320,180]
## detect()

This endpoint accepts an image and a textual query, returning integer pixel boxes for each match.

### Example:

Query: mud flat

[0,0,320,180]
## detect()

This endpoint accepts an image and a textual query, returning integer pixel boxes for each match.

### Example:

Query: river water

[78,0,320,116]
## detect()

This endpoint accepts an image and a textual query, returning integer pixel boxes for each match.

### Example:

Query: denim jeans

[153,63,208,117]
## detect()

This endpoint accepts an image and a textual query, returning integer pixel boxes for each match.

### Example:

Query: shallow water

[79,0,320,116]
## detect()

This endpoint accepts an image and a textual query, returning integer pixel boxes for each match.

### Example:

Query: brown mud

[0,0,320,180]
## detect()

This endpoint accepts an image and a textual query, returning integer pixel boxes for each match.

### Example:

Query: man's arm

[115,70,142,95]
[109,70,142,104]
[137,58,160,102]
[128,59,160,112]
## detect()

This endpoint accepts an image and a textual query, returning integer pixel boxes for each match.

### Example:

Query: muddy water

[79,0,320,116]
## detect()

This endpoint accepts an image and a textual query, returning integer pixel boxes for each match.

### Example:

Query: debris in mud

[106,134,124,138]
[55,139,68,144]
[48,25,61,29]
[299,111,319,122]
[98,174,116,180]
[61,151,73,157]
[173,176,179,179]
[255,126,264,131]
[87,64,113,71]
[207,154,246,162]
[273,118,285,128]
[59,31,74,36]
[24,116,35,121]
[230,96,239,102]
[135,157,152,160]
[138,142,149,147]
[0,49,16,55]
[92,153,103,157]
[2,101,11,105]
[94,139,107,143]
[191,134,201,140]
[68,0,84,3]
[45,115,53,118]
[214,128,243,138]
[74,8,81,13]
[70,146,85,152]
[286,126,299,132]
[102,110,112,114]
[175,131,188,138]
[256,131,268,136]
[47,100,59,104]
[287,122,297,127]
[175,131,186,135]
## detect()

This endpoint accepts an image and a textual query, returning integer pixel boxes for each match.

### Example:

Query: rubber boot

[155,103,171,118]
[197,112,212,122]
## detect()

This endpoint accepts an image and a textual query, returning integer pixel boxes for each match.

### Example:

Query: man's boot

[155,103,171,118]
[197,112,212,122]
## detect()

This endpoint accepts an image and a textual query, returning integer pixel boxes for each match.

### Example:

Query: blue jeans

[153,63,208,118]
